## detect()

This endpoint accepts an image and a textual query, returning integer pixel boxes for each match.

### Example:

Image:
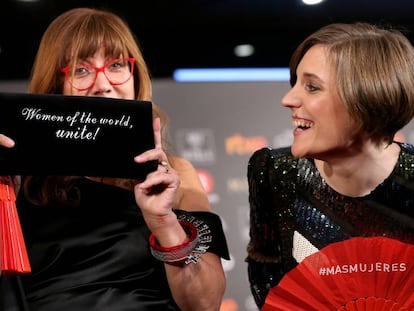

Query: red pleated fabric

[263,237,414,311]
[0,179,31,274]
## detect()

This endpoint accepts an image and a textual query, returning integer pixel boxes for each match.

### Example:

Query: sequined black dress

[1,177,229,311]
[246,142,414,308]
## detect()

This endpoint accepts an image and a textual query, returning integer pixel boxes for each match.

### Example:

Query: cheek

[122,78,135,100]
[330,111,359,142]
[62,81,82,95]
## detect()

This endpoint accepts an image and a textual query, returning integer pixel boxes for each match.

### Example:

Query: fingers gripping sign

[133,118,179,221]
[153,116,163,150]
[153,117,171,173]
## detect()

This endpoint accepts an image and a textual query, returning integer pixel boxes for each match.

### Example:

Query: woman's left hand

[133,117,180,233]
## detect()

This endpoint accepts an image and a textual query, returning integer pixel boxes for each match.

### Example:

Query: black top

[246,142,414,308]
[1,177,229,311]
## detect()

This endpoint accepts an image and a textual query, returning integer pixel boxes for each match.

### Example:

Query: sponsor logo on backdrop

[196,168,220,204]
[394,130,405,143]
[220,298,239,311]
[197,168,215,194]
[175,129,216,164]
[225,134,268,155]
[227,177,248,194]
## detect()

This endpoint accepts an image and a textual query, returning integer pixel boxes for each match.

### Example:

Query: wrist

[149,220,198,263]
[148,213,187,246]
[148,213,213,265]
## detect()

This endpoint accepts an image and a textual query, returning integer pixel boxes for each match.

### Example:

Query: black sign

[0,93,157,179]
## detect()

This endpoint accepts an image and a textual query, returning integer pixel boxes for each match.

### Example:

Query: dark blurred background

[2,0,414,80]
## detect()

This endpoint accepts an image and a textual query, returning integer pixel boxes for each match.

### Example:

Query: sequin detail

[246,143,414,308]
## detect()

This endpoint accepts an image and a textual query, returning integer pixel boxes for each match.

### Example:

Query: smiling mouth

[293,119,313,130]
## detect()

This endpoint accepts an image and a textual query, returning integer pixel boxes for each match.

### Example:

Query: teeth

[293,120,312,128]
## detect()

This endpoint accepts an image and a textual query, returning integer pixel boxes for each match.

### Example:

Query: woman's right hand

[0,134,20,193]
[0,134,15,148]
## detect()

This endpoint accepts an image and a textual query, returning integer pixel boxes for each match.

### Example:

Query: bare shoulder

[170,156,195,171]
[169,156,211,212]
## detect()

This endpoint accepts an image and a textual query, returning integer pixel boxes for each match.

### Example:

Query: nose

[92,71,112,94]
[281,86,300,108]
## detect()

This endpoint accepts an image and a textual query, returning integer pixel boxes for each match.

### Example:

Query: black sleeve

[245,147,290,308]
[174,209,230,260]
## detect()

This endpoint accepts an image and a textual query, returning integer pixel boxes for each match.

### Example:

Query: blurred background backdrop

[2,1,414,310]
[2,0,414,80]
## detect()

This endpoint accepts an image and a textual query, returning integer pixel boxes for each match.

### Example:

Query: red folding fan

[262,236,414,311]
[0,178,31,274]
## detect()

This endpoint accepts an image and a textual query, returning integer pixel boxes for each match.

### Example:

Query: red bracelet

[149,221,198,263]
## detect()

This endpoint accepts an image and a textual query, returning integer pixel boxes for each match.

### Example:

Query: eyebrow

[302,72,325,85]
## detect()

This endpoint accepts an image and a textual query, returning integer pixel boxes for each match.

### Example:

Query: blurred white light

[233,44,255,57]
[302,0,324,4]
[173,68,290,82]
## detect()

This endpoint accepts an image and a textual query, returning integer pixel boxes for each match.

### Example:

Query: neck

[314,142,400,197]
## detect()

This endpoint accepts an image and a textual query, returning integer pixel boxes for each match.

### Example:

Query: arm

[134,118,227,311]
[246,147,287,309]
[164,157,227,311]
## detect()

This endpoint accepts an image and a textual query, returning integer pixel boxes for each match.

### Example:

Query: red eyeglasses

[60,58,135,91]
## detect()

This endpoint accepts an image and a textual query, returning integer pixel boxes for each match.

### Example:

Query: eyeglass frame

[60,57,135,91]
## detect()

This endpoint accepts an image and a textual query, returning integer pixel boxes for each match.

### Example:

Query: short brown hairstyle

[28,7,169,145]
[289,22,414,144]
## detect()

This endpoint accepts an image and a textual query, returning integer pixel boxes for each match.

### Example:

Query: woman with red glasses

[0,7,229,311]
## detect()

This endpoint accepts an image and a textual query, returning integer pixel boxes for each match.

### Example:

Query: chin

[291,145,307,158]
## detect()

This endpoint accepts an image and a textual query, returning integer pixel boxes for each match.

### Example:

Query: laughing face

[281,44,359,159]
